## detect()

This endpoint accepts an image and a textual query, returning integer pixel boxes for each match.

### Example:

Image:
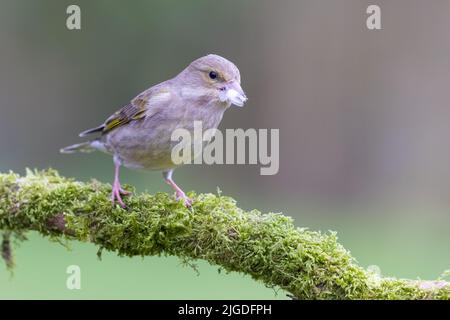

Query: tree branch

[0,169,449,299]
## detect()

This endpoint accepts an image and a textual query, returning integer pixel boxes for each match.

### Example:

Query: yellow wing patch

[99,87,171,135]
[103,98,148,133]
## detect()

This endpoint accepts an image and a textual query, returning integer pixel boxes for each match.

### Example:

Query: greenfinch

[61,54,247,207]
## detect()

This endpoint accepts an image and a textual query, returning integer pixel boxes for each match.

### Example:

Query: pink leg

[163,170,193,207]
[111,160,131,207]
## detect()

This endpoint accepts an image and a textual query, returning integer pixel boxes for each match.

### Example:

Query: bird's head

[178,54,247,107]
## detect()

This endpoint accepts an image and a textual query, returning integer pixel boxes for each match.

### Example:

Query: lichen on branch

[0,169,449,299]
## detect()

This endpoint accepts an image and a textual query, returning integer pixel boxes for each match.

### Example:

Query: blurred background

[1,0,450,299]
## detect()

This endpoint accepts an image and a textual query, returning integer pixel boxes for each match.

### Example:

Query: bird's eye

[209,71,218,80]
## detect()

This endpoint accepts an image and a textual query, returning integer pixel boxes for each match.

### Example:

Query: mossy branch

[0,169,449,300]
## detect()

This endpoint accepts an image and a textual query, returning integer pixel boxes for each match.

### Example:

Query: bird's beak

[219,81,248,107]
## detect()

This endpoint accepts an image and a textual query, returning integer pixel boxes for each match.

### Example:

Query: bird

[60,54,247,208]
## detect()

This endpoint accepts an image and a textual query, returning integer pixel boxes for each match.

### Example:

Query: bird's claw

[111,183,131,208]
[119,188,132,196]
[175,191,193,208]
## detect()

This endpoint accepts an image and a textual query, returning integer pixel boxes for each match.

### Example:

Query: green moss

[0,169,449,300]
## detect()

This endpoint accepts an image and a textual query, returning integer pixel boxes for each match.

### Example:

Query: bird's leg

[163,170,193,207]
[111,159,130,207]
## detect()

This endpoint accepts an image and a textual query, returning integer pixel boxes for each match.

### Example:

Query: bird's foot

[111,182,130,208]
[119,187,132,196]
[175,191,193,208]
[164,174,193,208]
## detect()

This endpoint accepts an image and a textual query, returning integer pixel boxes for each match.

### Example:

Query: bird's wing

[102,97,148,134]
[79,86,171,137]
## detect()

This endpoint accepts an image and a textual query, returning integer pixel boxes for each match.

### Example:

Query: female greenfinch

[61,54,247,207]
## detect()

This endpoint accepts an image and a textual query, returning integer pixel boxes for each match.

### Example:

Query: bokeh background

[1,0,450,299]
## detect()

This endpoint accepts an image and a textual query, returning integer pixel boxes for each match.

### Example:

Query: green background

[1,0,450,299]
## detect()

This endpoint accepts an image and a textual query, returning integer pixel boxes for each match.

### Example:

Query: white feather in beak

[219,81,247,107]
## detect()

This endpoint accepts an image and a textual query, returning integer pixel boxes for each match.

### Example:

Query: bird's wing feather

[102,97,148,134]
[79,85,171,136]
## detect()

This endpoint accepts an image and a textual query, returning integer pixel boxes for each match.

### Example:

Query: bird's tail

[60,140,104,154]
